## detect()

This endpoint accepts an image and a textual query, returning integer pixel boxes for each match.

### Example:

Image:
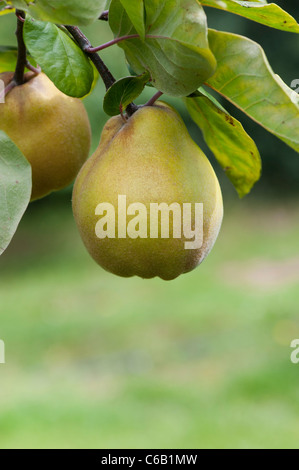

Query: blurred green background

[0,2,299,449]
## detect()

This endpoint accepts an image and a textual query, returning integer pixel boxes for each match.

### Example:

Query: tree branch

[65,25,115,90]
[13,10,26,86]
[65,25,138,117]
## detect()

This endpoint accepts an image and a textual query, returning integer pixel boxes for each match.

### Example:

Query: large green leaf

[185,90,261,197]
[8,0,107,25]
[109,0,216,97]
[24,18,94,98]
[206,29,299,153]
[0,130,32,256]
[201,0,299,33]
[120,0,145,40]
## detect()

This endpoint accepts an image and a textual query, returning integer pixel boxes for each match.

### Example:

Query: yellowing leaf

[201,0,299,33]
[185,90,261,197]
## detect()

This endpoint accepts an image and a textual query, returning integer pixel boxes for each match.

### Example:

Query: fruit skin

[73,102,223,281]
[0,72,91,201]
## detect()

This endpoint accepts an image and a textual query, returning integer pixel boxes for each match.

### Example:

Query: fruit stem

[13,10,27,86]
[145,91,164,107]
[65,25,139,117]
[125,103,139,117]
[99,10,109,21]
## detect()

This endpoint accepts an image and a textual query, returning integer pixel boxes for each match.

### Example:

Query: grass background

[0,3,299,449]
[1,197,299,449]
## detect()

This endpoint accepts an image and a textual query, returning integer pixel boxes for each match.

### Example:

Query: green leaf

[24,18,94,98]
[120,0,145,40]
[126,62,154,87]
[201,1,299,33]
[8,0,107,25]
[109,0,216,97]
[185,90,261,197]
[0,130,32,256]
[104,72,150,116]
[207,29,299,153]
